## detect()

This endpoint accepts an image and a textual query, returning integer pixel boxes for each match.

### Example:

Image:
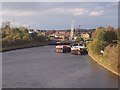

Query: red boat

[56,45,71,53]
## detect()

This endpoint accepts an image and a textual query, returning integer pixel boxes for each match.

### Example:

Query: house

[81,33,90,39]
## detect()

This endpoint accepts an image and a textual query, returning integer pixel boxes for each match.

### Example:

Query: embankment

[88,51,120,76]
[2,42,50,52]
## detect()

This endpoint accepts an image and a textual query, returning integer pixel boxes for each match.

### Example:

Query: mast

[70,18,75,41]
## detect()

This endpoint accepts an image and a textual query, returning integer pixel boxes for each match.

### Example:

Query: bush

[93,26,117,45]
[88,41,102,54]
[104,30,117,44]
[75,37,84,43]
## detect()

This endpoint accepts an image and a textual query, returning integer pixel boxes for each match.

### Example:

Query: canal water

[2,46,118,88]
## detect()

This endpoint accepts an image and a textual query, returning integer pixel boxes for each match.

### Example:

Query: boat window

[79,44,83,46]
[73,44,78,46]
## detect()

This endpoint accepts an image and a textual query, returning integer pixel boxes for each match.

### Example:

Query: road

[2,46,118,88]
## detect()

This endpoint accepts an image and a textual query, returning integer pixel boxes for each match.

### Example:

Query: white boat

[71,43,87,55]
[56,45,71,53]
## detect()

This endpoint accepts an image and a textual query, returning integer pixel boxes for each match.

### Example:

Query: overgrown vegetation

[88,26,119,75]
[75,36,84,43]
[117,27,120,72]
[1,25,49,52]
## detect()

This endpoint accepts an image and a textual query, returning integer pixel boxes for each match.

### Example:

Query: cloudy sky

[2,2,118,29]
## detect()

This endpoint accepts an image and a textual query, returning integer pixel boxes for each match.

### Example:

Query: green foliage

[117,27,120,42]
[75,36,84,43]
[89,27,105,54]
[2,27,30,41]
[88,41,102,54]
[93,27,106,42]
[2,26,49,50]
[93,26,117,44]
[88,26,117,54]
[106,26,114,31]
[29,32,47,42]
[103,30,117,43]
[88,26,119,74]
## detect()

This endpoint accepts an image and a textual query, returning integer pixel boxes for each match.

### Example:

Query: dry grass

[89,44,120,76]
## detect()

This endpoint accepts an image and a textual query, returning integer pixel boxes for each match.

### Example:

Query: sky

[1,2,118,30]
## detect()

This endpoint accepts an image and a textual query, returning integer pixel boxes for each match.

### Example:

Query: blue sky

[2,2,118,29]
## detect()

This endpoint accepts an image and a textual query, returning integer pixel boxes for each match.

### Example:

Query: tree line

[1,25,50,51]
[88,26,119,74]
[88,26,118,54]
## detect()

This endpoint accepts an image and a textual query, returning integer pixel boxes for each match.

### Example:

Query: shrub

[88,41,102,54]
[75,37,84,43]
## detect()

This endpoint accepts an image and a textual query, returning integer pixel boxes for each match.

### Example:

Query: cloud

[2,7,90,17]
[89,10,104,16]
[39,8,89,16]
[2,10,37,17]
[72,8,89,15]
[1,2,117,29]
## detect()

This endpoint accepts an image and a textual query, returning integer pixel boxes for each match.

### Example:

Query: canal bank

[2,42,50,52]
[88,52,120,76]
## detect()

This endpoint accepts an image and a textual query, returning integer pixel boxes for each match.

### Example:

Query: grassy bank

[88,51,120,76]
[2,41,50,52]
[87,26,119,76]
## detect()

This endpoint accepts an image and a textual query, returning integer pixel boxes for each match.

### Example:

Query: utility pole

[70,18,75,41]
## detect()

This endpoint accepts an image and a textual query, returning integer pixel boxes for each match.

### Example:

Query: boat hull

[56,46,71,53]
[71,49,87,55]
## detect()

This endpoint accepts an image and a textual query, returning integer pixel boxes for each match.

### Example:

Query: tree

[75,36,84,43]
[106,26,114,31]
[93,27,117,45]
[88,26,117,54]
[88,41,102,54]
[103,30,117,44]
[117,27,120,42]
[93,27,106,42]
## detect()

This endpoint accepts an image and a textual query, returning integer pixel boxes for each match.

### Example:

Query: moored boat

[71,43,87,55]
[56,45,71,53]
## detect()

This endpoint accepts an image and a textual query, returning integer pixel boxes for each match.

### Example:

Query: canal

[2,46,118,88]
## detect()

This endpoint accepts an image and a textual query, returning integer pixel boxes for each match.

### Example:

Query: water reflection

[2,46,118,88]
